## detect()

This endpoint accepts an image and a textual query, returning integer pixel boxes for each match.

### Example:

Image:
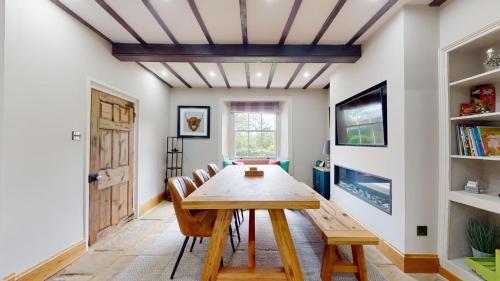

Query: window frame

[231,111,278,159]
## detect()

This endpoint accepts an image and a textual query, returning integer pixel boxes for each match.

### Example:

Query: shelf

[450,111,500,122]
[450,155,500,161]
[445,258,482,281]
[449,67,500,88]
[448,190,500,214]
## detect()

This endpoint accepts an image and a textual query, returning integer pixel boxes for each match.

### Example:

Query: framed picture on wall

[177,106,210,138]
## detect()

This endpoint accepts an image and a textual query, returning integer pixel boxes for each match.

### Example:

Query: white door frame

[83,77,140,248]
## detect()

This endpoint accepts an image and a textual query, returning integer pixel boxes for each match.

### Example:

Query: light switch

[72,131,82,141]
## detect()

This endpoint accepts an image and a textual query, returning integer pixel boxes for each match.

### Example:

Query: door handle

[88,174,103,183]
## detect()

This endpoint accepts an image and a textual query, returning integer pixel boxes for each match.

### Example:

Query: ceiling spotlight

[256,72,263,77]
[209,71,216,77]
[303,72,310,78]
[161,71,167,77]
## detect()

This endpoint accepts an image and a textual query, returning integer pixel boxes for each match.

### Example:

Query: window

[233,112,276,158]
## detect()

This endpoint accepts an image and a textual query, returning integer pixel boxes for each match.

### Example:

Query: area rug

[113,210,387,281]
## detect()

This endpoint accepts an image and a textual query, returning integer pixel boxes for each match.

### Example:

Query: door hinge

[88,174,102,183]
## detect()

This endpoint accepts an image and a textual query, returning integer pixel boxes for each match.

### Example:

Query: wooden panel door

[89,89,135,245]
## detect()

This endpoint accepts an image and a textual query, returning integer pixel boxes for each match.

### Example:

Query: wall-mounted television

[335,81,387,147]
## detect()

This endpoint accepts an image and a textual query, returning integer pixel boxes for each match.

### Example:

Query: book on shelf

[455,125,500,156]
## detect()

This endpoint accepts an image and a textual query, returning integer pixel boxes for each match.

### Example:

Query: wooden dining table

[182,165,320,281]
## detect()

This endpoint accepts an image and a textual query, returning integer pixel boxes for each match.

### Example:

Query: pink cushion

[232,161,245,165]
[269,159,281,165]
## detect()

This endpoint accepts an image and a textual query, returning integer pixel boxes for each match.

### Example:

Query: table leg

[248,209,256,268]
[200,209,233,281]
[268,209,304,281]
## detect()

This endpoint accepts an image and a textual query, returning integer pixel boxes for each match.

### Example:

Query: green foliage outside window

[234,113,276,157]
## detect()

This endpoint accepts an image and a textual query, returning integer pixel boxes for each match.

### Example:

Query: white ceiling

[58,0,433,89]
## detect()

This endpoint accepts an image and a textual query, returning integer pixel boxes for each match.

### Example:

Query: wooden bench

[301,185,379,281]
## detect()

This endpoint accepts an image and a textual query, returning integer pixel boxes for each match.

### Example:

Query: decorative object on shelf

[484,48,500,70]
[466,219,499,257]
[244,166,264,177]
[177,106,210,138]
[459,85,496,116]
[465,249,499,281]
[464,180,487,194]
[322,140,331,168]
[315,160,325,167]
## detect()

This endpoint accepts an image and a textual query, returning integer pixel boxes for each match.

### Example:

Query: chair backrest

[192,169,210,188]
[168,176,198,236]
[207,163,220,177]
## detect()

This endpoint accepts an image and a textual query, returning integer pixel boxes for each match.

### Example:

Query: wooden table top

[182,165,320,210]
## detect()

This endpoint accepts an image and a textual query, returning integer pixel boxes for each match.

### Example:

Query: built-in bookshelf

[439,25,500,281]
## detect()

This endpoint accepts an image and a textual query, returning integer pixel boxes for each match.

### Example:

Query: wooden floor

[50,202,446,281]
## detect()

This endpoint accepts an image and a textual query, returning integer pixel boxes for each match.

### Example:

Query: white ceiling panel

[290,63,325,88]
[141,62,185,88]
[148,0,208,44]
[168,63,207,88]
[285,0,339,44]
[309,64,339,88]
[222,63,247,88]
[247,0,295,44]
[271,63,299,88]
[194,0,242,43]
[319,0,387,44]
[194,63,227,88]
[60,0,137,43]
[249,63,272,88]
[104,0,172,44]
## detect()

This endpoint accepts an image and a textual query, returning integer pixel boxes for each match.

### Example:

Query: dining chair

[192,169,241,243]
[207,163,221,177]
[168,176,233,279]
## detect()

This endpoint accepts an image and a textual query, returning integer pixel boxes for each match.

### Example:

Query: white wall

[0,0,170,277]
[330,6,440,254]
[168,88,329,186]
[0,0,5,276]
[330,12,407,252]
[439,0,500,48]
[403,6,439,254]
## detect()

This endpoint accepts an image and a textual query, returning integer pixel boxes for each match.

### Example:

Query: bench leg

[351,245,368,281]
[320,245,335,281]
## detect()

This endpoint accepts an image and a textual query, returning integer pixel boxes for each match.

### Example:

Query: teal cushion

[223,159,233,167]
[279,160,290,172]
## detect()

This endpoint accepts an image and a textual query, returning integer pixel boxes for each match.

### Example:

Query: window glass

[234,112,276,158]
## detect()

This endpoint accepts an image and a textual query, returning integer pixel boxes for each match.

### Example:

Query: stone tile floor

[50,202,447,281]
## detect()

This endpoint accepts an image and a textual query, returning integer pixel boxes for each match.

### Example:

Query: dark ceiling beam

[323,83,330,90]
[95,0,147,45]
[112,44,361,63]
[266,63,277,89]
[51,0,112,44]
[136,62,173,88]
[189,62,212,88]
[142,0,179,44]
[217,63,231,89]
[346,0,398,45]
[162,63,192,88]
[285,63,304,89]
[187,0,214,44]
[303,63,331,89]
[311,0,346,45]
[279,0,302,45]
[428,0,446,6]
[239,0,248,45]
[245,63,251,89]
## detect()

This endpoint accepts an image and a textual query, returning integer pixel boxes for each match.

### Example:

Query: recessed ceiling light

[161,71,167,77]
[256,72,263,77]
[209,71,216,77]
[303,72,310,78]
